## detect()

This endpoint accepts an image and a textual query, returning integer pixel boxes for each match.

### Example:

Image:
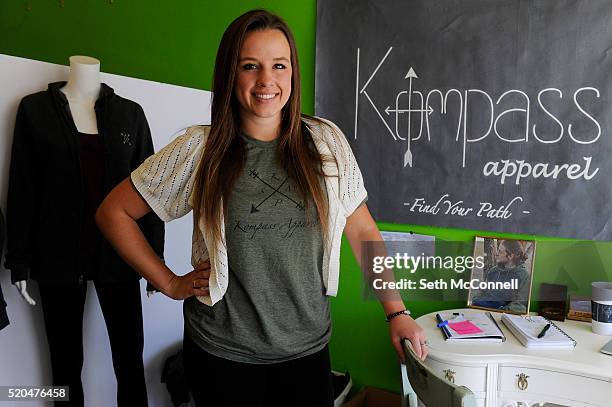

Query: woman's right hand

[164,260,211,300]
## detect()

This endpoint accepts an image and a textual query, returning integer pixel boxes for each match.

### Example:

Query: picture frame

[467,236,536,315]
[567,296,592,322]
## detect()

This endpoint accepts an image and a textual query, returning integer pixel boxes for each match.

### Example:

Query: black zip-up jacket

[0,208,9,331]
[5,82,164,284]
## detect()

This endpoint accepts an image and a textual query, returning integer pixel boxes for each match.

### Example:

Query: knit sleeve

[130,126,208,222]
[319,118,368,216]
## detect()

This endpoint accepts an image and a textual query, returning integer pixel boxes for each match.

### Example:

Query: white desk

[414,309,612,407]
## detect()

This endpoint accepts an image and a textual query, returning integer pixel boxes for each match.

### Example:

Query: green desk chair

[400,340,477,407]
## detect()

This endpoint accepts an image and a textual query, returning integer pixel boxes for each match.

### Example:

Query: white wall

[0,54,212,407]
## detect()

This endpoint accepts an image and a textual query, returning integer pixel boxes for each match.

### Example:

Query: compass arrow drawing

[249,174,303,213]
[403,67,418,167]
[384,105,433,115]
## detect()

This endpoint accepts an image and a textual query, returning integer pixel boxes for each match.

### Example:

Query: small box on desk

[342,386,401,407]
[538,283,567,321]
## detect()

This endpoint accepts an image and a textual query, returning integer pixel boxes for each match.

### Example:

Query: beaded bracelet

[385,309,411,322]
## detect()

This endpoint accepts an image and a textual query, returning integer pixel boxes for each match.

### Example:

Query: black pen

[537,323,551,338]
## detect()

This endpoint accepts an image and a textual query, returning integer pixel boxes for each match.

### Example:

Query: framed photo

[567,296,592,322]
[467,236,536,314]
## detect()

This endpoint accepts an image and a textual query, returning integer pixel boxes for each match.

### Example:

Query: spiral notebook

[501,314,576,349]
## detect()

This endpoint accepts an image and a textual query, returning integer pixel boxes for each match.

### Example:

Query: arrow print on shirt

[248,169,305,213]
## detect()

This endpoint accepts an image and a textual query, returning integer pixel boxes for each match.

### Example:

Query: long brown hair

[500,240,528,265]
[191,9,330,245]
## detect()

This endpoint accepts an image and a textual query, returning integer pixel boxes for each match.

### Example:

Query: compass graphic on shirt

[248,168,305,213]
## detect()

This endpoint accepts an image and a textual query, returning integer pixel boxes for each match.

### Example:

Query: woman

[472,240,531,313]
[96,9,427,406]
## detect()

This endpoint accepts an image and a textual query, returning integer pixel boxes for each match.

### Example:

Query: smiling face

[234,28,292,133]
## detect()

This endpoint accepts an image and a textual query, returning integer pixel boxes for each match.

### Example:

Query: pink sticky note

[448,321,483,334]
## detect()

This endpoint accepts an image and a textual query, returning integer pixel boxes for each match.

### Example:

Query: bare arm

[343,203,428,361]
[95,177,209,299]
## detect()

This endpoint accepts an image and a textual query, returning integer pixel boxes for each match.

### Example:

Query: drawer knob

[516,373,529,390]
[443,369,456,383]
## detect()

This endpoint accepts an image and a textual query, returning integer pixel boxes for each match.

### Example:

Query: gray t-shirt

[184,133,331,363]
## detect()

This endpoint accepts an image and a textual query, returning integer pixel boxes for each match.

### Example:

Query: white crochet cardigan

[131,117,367,306]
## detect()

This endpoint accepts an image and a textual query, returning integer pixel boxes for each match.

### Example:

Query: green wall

[0,0,317,108]
[2,0,611,395]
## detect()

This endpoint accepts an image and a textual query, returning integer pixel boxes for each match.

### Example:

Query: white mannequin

[15,56,103,304]
[61,55,101,134]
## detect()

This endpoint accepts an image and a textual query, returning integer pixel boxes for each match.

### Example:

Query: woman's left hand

[389,315,428,362]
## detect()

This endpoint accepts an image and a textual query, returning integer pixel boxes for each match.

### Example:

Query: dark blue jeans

[183,333,334,407]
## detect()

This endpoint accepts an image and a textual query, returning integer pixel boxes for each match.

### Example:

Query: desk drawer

[424,358,487,392]
[498,366,611,406]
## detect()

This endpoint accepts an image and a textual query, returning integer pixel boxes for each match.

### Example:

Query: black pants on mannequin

[38,280,148,407]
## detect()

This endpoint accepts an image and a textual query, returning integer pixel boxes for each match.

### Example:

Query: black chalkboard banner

[315,0,612,241]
